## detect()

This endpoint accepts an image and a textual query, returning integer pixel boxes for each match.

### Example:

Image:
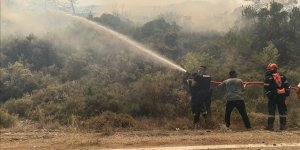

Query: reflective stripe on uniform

[268,115,275,118]
[265,91,271,95]
[264,83,270,86]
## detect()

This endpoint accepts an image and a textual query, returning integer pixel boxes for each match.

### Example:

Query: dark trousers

[204,92,212,120]
[191,92,211,124]
[267,95,287,127]
[225,100,251,128]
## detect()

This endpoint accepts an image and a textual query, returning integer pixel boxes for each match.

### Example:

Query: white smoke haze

[1,0,188,71]
[1,0,117,49]
[92,0,254,32]
[0,0,254,71]
[2,0,298,70]
[1,0,254,36]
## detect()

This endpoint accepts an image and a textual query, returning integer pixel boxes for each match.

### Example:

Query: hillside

[0,0,300,141]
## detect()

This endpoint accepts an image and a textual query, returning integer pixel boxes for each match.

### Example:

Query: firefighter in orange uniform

[264,64,290,131]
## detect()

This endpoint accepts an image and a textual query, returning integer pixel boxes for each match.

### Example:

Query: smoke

[1,1,102,46]
[97,0,248,6]
[1,0,253,37]
[0,0,186,71]
[92,0,253,32]
[0,0,253,65]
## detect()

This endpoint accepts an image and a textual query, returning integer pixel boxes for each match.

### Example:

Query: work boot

[280,125,287,131]
[226,122,230,128]
[265,124,274,131]
[203,113,209,125]
[279,117,287,130]
[266,117,275,131]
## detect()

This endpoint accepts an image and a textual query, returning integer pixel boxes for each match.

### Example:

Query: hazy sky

[1,0,250,7]
[1,0,254,33]
[75,0,102,6]
[76,0,179,6]
[77,0,218,6]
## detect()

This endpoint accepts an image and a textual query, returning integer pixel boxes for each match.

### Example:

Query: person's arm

[282,74,290,96]
[218,80,226,88]
[240,79,245,92]
[191,74,201,87]
[281,74,290,105]
[264,76,272,99]
[182,72,190,85]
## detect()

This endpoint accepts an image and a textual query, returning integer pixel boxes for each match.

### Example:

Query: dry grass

[1,128,300,149]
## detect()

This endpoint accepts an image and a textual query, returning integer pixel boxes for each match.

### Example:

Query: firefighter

[218,70,251,129]
[264,63,290,131]
[183,65,212,128]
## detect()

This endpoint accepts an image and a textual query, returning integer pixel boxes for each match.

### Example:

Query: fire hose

[211,81,299,91]
[183,72,299,98]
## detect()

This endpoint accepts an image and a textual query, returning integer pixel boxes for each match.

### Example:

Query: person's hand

[185,71,190,76]
[183,71,190,79]
[243,83,249,88]
[285,97,289,105]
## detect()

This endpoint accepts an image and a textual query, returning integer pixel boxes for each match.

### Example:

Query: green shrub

[0,109,17,128]
[27,102,61,123]
[290,109,300,128]
[57,96,86,125]
[4,98,32,117]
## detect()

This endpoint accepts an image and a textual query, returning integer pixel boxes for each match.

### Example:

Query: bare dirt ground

[1,127,300,150]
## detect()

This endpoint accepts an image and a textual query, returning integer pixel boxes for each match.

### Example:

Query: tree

[231,2,298,65]
[180,52,213,72]
[134,18,181,59]
[60,55,88,82]
[0,61,37,102]
[69,0,77,14]
[258,41,280,66]
[93,13,135,35]
[2,34,63,70]
[88,11,93,20]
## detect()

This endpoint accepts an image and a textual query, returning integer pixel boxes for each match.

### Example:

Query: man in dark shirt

[184,66,212,128]
[264,63,290,131]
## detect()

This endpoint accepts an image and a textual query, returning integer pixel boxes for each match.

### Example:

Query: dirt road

[1,128,300,150]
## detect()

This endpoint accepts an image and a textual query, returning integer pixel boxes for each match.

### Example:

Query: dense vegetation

[0,2,299,130]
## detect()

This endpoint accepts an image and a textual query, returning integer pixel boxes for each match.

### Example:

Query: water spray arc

[52,11,186,72]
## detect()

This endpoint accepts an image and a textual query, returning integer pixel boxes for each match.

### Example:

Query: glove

[285,97,289,105]
[187,79,192,86]
[182,71,190,79]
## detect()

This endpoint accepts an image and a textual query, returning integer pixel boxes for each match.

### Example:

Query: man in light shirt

[219,70,251,129]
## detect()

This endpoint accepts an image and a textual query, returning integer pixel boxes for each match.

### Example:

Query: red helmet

[267,63,278,72]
